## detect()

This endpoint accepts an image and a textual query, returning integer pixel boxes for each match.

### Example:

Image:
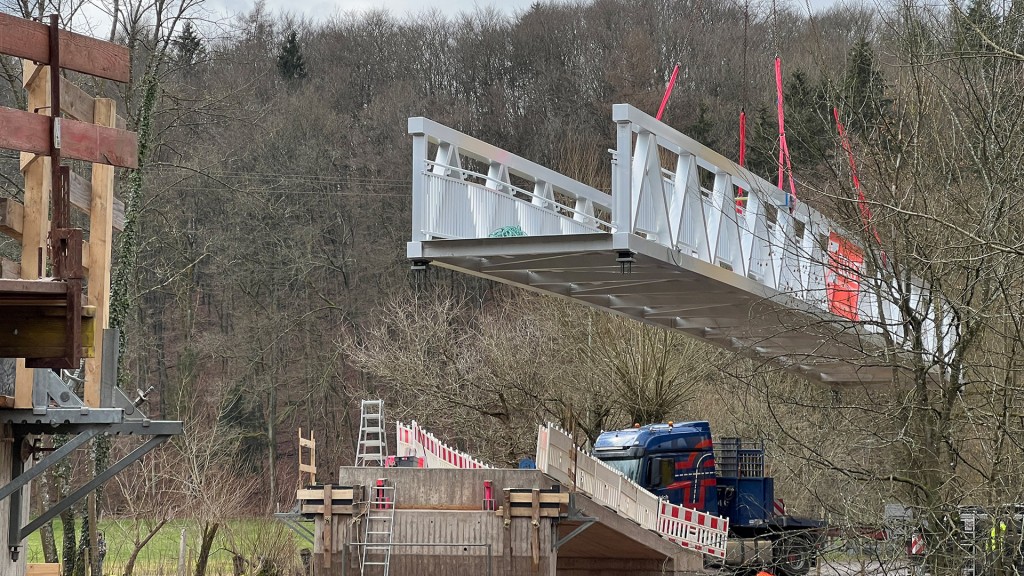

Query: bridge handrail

[409,117,612,243]
[536,423,728,558]
[396,420,490,469]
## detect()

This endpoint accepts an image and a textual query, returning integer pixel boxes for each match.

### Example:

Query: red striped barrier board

[658,501,729,559]
[395,420,489,469]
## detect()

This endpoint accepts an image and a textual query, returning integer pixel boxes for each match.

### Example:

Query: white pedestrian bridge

[405,104,956,386]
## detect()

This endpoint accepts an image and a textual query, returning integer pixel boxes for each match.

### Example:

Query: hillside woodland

[2,0,1024,572]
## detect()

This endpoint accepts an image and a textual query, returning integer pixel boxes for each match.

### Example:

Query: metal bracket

[273,512,315,544]
[555,518,597,549]
[31,368,85,414]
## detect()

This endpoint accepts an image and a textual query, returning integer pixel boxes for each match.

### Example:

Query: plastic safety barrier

[658,501,729,558]
[536,423,728,558]
[395,420,490,469]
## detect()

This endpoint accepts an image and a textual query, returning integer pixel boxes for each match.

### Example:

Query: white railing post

[613,105,633,234]
[409,123,427,242]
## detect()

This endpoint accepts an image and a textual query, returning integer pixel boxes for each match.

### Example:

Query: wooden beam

[84,97,116,407]
[24,61,128,130]
[71,170,125,231]
[16,61,51,409]
[0,306,95,359]
[0,107,138,168]
[3,166,125,232]
[0,198,25,241]
[0,13,130,82]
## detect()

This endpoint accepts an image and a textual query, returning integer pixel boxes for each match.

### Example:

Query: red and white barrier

[535,423,728,558]
[658,501,729,558]
[395,420,490,469]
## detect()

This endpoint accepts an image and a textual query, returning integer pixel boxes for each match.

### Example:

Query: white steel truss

[406,105,956,387]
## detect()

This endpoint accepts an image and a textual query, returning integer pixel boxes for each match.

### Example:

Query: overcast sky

[206,0,845,22]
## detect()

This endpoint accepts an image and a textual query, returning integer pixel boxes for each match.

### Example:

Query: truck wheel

[774,535,812,576]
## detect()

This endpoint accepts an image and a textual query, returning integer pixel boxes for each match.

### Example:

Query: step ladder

[356,400,387,467]
[361,478,396,576]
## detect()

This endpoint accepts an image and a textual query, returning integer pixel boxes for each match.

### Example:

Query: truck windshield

[602,458,641,481]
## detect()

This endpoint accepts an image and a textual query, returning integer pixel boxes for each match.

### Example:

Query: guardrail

[408,117,611,242]
[535,423,727,558]
[396,420,490,469]
[609,104,955,367]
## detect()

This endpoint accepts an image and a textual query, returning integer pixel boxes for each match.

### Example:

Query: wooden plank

[23,62,128,130]
[70,170,126,231]
[0,13,130,82]
[507,492,569,505]
[0,163,127,232]
[503,507,562,518]
[84,97,116,408]
[299,504,357,515]
[0,107,138,168]
[0,106,49,155]
[0,198,24,241]
[296,488,354,501]
[26,564,61,576]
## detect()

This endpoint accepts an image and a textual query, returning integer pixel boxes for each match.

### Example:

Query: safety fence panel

[535,424,725,555]
[395,420,489,469]
[658,501,729,559]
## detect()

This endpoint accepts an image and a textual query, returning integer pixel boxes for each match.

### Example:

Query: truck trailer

[593,422,825,575]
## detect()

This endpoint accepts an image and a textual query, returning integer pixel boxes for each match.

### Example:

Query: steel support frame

[2,419,182,560]
[6,432,173,559]
[273,512,315,544]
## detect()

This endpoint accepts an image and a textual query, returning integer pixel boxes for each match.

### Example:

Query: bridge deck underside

[413,233,898,387]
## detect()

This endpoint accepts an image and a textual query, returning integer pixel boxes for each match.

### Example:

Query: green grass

[26,518,311,576]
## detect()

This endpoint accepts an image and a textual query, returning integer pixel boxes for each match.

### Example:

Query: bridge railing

[408,117,611,242]
[396,420,490,469]
[610,104,956,368]
[536,423,728,558]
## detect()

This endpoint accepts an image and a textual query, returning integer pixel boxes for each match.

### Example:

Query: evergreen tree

[277,31,307,81]
[783,69,829,163]
[843,38,886,134]
[173,22,205,67]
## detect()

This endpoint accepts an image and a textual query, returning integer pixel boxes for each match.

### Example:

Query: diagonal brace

[555,519,596,549]
[0,428,99,503]
[18,434,171,540]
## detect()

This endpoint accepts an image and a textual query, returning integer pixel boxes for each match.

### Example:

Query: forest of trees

[3,0,1024,572]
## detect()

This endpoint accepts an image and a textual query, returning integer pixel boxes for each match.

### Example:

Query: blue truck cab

[594,422,823,575]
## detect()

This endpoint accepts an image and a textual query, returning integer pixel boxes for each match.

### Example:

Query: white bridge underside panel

[414,233,895,386]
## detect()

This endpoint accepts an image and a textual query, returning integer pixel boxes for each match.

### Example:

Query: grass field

[26,518,311,575]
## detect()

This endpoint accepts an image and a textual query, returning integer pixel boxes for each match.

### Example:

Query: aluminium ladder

[361,478,396,576]
[356,400,387,467]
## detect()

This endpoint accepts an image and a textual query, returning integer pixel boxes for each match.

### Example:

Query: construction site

[2,2,1024,576]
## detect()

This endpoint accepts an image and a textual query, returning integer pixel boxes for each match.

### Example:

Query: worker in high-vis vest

[988,519,1009,575]
[989,520,1008,552]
